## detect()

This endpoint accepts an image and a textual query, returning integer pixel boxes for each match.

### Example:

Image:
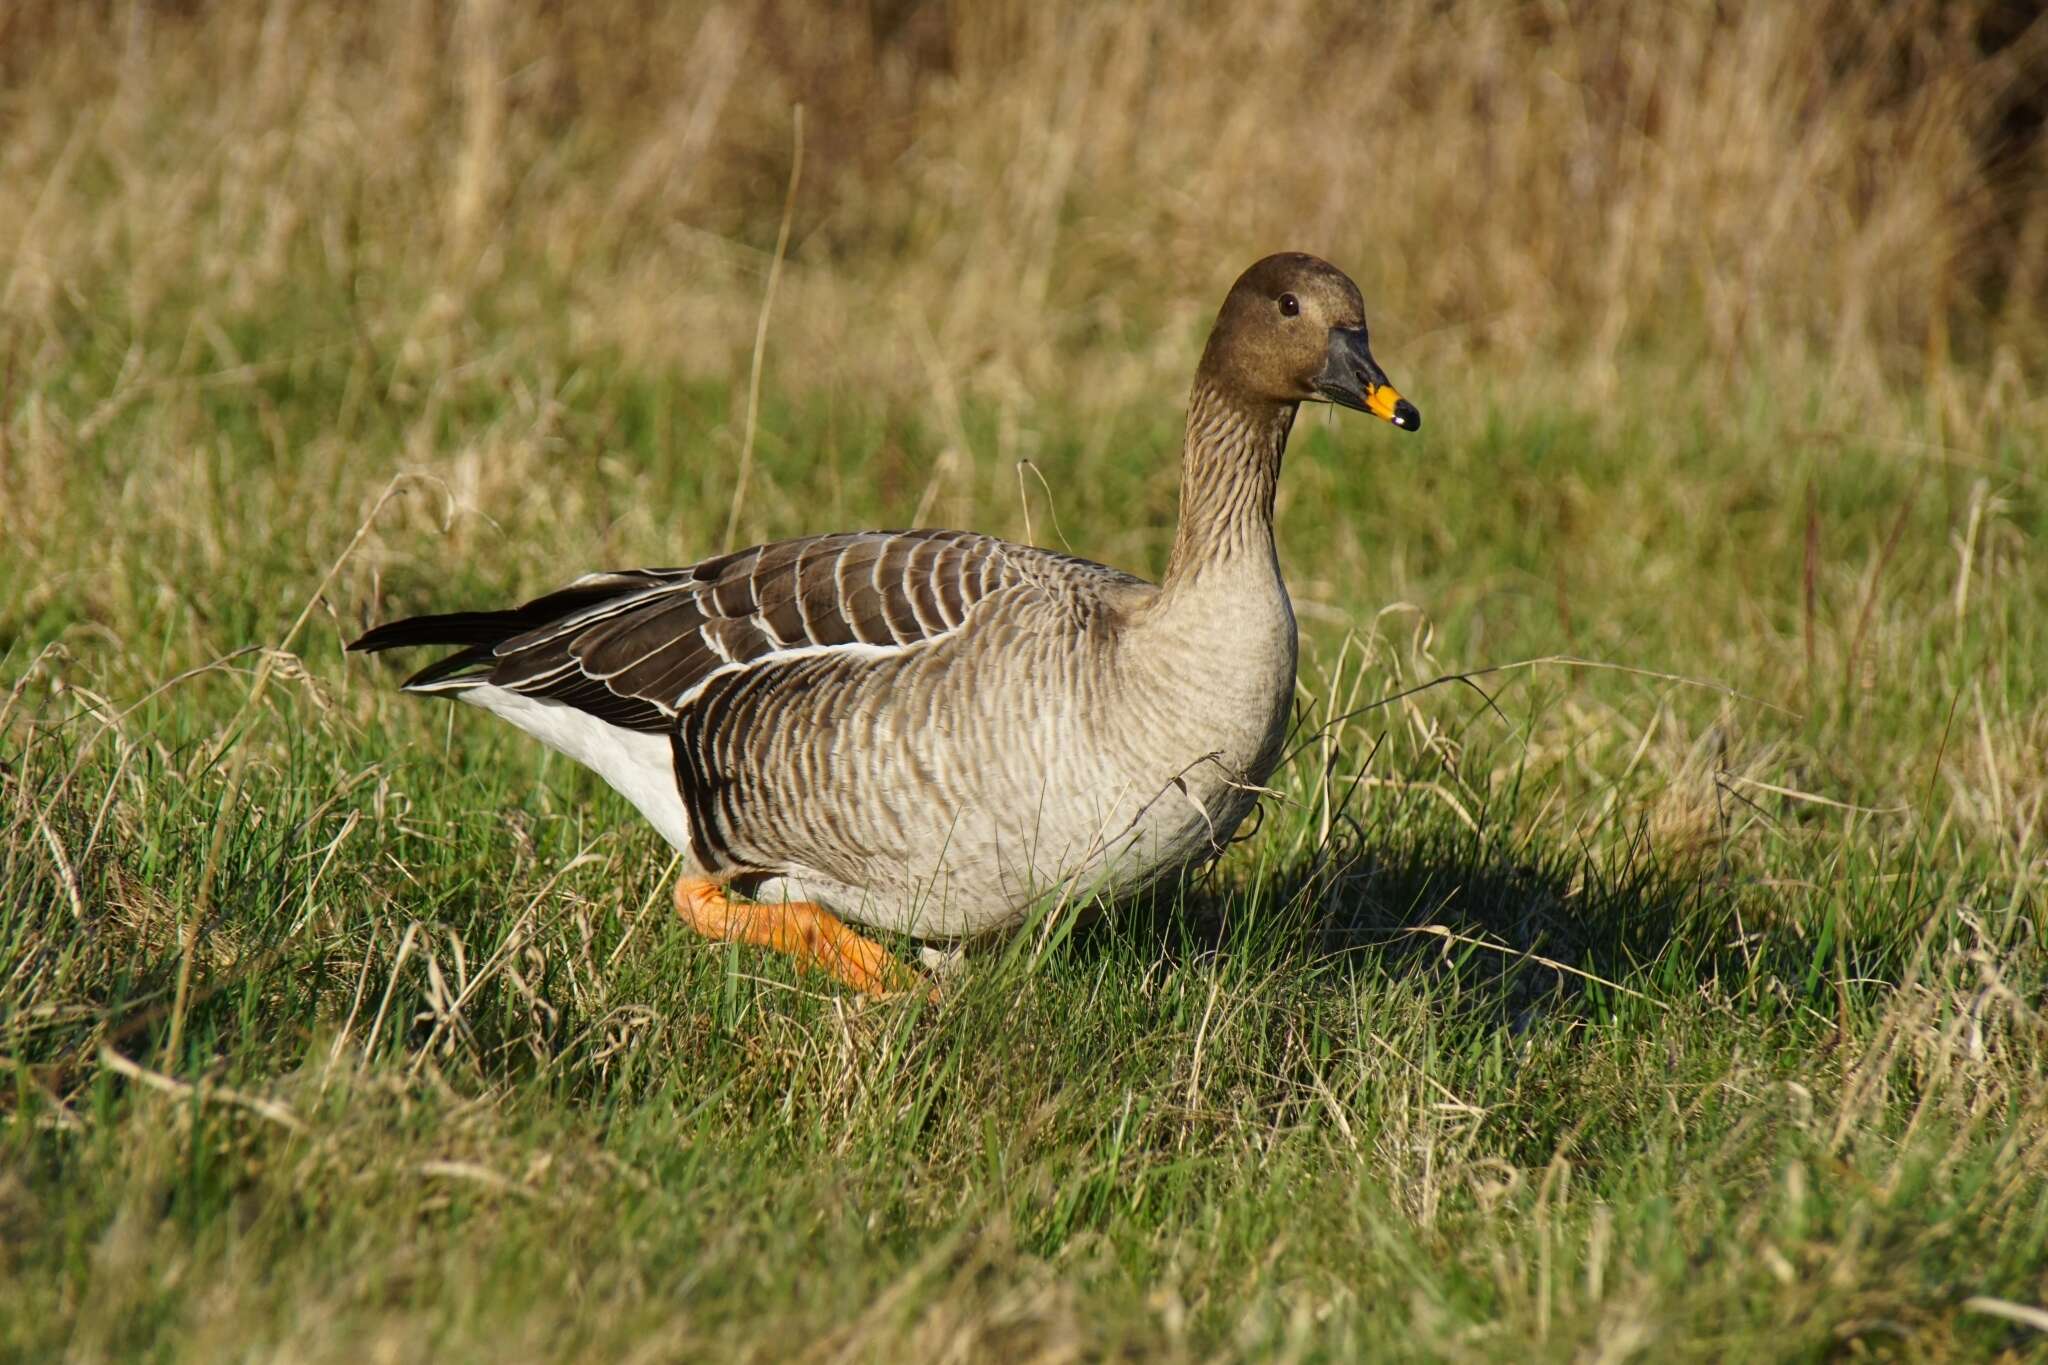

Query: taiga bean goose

[351,253,1419,994]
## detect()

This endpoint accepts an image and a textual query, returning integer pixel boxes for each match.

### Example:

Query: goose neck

[1160,380,1295,594]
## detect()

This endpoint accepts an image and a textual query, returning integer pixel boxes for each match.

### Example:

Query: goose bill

[1363,384,1418,430]
[1314,326,1421,431]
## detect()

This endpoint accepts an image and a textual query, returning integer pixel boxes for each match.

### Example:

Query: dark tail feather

[348,611,528,654]
[348,613,516,691]
[349,578,658,692]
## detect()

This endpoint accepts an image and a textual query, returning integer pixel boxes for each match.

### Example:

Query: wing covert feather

[451,529,1128,735]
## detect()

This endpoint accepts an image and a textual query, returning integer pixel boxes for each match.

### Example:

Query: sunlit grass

[6,334,2043,1359]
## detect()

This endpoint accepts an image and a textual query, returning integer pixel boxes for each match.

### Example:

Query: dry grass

[3,2,2047,1360]
[4,1,2043,398]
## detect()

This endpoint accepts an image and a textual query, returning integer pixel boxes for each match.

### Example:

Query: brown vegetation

[4,1,2042,414]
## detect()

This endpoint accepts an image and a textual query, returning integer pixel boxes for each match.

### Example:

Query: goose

[350,253,1419,995]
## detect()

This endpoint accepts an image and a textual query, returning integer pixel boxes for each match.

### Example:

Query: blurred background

[4,0,2042,416]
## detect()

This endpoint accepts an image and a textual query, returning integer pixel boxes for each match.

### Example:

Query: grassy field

[5,3,2047,1360]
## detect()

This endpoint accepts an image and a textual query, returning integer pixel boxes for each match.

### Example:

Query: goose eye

[1278,294,1300,318]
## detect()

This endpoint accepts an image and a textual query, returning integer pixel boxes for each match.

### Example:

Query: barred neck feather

[1161,377,1296,593]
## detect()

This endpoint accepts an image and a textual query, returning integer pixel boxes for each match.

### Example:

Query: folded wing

[348,529,1028,733]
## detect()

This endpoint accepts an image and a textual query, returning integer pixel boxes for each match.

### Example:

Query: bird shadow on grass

[1067,816,1734,1027]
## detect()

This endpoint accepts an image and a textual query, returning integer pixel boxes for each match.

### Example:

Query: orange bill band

[1364,383,1408,425]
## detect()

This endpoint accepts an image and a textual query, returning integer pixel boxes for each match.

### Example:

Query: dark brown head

[1198,252,1419,431]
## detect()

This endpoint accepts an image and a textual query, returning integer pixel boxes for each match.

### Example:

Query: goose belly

[775,756,1254,941]
[451,625,1292,944]
[788,642,1292,940]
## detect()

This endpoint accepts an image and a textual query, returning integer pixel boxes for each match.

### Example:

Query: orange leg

[674,876,924,998]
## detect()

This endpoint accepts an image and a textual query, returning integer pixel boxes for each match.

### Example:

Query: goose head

[1199,252,1420,432]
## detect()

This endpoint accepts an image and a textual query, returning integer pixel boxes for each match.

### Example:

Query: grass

[4,3,2047,1360]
